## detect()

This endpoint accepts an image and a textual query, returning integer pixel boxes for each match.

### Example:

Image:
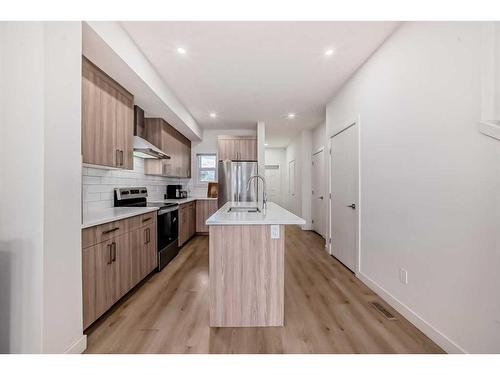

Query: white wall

[300,130,313,230]
[285,135,301,216]
[264,148,287,207]
[326,22,500,354]
[284,130,313,230]
[257,121,266,204]
[83,158,189,211]
[0,21,45,354]
[312,121,326,152]
[0,22,84,353]
[311,121,329,243]
[188,128,256,197]
[42,22,85,354]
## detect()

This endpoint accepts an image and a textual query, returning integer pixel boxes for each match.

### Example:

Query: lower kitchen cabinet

[196,200,218,234]
[82,212,157,329]
[82,239,117,328]
[130,221,157,285]
[179,201,196,246]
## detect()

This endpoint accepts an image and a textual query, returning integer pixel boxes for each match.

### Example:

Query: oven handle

[158,206,179,215]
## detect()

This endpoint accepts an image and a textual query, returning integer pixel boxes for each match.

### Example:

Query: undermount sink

[228,206,261,213]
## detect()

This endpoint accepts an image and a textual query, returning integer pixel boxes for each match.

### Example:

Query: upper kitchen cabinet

[143,118,191,178]
[82,57,134,170]
[218,136,257,161]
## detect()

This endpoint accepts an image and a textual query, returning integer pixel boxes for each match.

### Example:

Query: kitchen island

[206,202,305,327]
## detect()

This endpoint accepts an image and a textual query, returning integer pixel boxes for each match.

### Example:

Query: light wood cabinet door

[82,240,117,329]
[196,200,218,233]
[82,63,119,168]
[218,139,239,161]
[142,118,191,177]
[144,159,163,176]
[189,202,196,238]
[185,141,192,178]
[141,222,157,278]
[143,118,162,149]
[115,233,132,299]
[130,228,143,287]
[116,91,134,169]
[178,204,188,246]
[238,139,257,161]
[82,63,101,166]
[82,57,134,170]
[98,76,119,167]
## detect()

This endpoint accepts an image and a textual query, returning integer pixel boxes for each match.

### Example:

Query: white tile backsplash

[82,157,189,211]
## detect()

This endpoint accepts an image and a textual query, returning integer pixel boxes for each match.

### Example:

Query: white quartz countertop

[206,202,306,226]
[159,197,218,204]
[82,207,159,229]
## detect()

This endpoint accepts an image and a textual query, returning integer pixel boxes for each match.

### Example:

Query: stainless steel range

[114,187,179,271]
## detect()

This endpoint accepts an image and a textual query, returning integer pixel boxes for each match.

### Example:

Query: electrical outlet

[399,268,408,285]
[271,225,280,239]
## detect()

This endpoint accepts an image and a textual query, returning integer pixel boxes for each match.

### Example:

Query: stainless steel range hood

[133,105,170,159]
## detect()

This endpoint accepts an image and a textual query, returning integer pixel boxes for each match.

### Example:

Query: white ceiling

[121,21,399,147]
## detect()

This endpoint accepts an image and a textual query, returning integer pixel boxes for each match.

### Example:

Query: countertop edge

[205,202,306,226]
[82,207,159,229]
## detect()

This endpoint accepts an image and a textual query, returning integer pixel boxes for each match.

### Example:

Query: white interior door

[312,150,325,238]
[330,123,358,272]
[265,164,282,206]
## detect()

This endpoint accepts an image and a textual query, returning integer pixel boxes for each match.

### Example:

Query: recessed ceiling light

[209,112,217,118]
[287,113,296,119]
[265,143,269,146]
[324,48,334,57]
[176,47,187,55]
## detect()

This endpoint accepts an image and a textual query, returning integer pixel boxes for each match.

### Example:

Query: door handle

[102,227,119,235]
[347,203,356,209]
[107,244,112,264]
[319,196,324,200]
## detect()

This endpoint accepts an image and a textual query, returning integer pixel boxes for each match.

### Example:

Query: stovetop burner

[113,187,178,209]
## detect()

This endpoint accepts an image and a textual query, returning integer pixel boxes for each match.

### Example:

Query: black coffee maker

[166,184,182,199]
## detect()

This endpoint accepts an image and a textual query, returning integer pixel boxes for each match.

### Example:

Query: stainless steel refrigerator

[218,160,259,207]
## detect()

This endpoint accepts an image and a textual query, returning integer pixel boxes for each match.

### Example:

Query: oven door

[157,206,179,270]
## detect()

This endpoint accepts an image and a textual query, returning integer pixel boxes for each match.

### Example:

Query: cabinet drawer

[82,227,97,249]
[95,219,128,243]
[140,212,155,227]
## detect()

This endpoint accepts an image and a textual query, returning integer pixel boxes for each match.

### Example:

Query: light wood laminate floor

[84,226,444,354]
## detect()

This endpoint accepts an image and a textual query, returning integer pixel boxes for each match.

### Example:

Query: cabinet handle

[102,227,119,235]
[121,150,124,166]
[111,242,116,262]
[107,244,112,264]
[148,228,151,243]
[142,217,152,223]
[116,149,120,166]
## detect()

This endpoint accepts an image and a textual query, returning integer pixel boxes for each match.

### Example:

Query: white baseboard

[356,272,466,354]
[64,335,87,354]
